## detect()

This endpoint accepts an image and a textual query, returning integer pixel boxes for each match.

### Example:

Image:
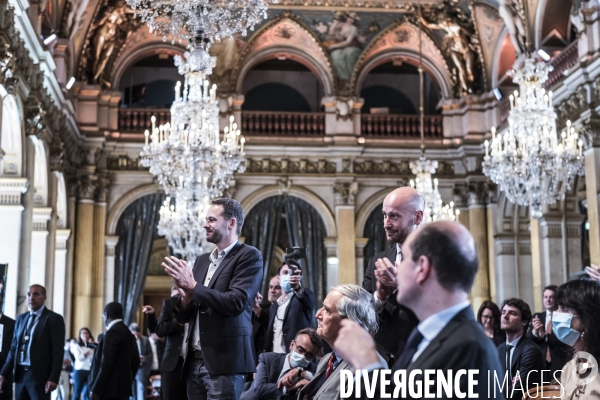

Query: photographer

[265,256,315,354]
[69,328,96,400]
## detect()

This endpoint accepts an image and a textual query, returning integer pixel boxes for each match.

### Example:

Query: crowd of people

[0,191,599,400]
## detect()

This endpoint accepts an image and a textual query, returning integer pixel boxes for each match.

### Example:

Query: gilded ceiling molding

[231,12,336,95]
[350,19,453,98]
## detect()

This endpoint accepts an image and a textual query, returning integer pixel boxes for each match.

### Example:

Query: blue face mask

[552,312,581,346]
[280,275,292,292]
[290,350,310,368]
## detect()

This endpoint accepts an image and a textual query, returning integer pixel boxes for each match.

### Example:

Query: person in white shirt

[69,328,96,400]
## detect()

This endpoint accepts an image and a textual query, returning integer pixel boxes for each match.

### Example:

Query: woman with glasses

[554,279,600,399]
[477,300,506,347]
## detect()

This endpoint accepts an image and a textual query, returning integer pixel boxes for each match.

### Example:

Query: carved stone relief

[333,181,358,205]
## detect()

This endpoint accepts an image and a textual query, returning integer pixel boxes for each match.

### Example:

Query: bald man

[362,187,422,366]
[336,221,504,399]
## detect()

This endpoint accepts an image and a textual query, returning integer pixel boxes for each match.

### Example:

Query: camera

[85,342,98,350]
[284,247,307,275]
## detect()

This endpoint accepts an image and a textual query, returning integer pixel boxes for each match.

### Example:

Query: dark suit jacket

[249,352,317,400]
[264,288,314,353]
[0,307,65,386]
[527,312,570,374]
[89,321,140,399]
[498,335,546,399]
[175,242,263,375]
[252,304,270,360]
[148,296,185,373]
[136,335,153,381]
[394,307,505,399]
[362,246,418,366]
[0,314,15,397]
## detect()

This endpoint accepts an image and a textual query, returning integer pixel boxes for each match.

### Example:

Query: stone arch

[111,40,185,89]
[351,22,453,99]
[30,136,49,206]
[106,183,161,235]
[55,172,68,229]
[233,15,335,96]
[0,89,24,177]
[355,187,392,237]
[240,185,337,238]
[491,27,517,89]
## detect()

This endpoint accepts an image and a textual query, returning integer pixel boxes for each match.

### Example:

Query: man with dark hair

[528,285,570,378]
[333,221,504,399]
[362,187,420,366]
[144,290,189,400]
[499,298,545,399]
[241,328,322,400]
[129,322,153,400]
[0,284,65,400]
[89,302,140,400]
[163,197,263,400]
[264,261,315,354]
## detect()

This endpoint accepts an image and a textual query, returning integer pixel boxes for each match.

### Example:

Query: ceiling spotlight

[537,49,551,61]
[66,77,76,90]
[43,34,57,45]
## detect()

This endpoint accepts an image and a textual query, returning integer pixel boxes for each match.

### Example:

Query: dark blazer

[247,352,317,400]
[395,307,505,399]
[527,312,570,374]
[362,246,418,366]
[0,307,65,386]
[492,329,507,347]
[498,335,546,399]
[252,304,271,360]
[264,288,314,353]
[135,335,153,381]
[148,296,185,373]
[89,321,140,399]
[175,242,263,375]
[0,314,15,398]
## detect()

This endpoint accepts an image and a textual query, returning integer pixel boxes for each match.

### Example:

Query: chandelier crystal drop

[482,57,584,219]
[140,52,246,262]
[410,156,459,223]
[125,0,277,50]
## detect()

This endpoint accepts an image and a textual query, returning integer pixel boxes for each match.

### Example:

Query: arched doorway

[242,195,327,303]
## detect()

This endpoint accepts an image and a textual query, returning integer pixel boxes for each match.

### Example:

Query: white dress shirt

[272,292,293,353]
[149,337,159,370]
[191,241,237,351]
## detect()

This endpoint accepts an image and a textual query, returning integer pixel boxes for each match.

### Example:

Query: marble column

[585,143,600,266]
[72,174,97,336]
[0,177,28,317]
[30,207,52,287]
[468,184,490,313]
[53,229,72,318]
[324,238,338,289]
[104,236,120,306]
[334,182,358,284]
[91,176,110,335]
[486,190,498,303]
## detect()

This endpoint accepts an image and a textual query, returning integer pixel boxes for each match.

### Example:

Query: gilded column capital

[77,174,98,201]
[94,175,111,203]
[453,183,469,208]
[333,181,358,206]
[468,181,490,207]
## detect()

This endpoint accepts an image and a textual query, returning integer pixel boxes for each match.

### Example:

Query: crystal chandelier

[140,52,246,261]
[410,157,458,223]
[483,57,584,219]
[126,0,277,50]
[409,3,458,224]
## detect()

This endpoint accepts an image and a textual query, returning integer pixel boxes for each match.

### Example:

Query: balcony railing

[241,111,325,136]
[546,40,579,89]
[118,108,170,133]
[361,114,443,138]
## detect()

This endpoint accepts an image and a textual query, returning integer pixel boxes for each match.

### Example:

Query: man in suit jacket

[0,284,65,400]
[362,187,421,366]
[89,302,140,400]
[528,285,570,378]
[0,312,15,399]
[297,285,385,400]
[499,298,546,399]
[242,328,322,400]
[144,291,188,400]
[251,276,281,360]
[164,198,263,400]
[129,323,153,400]
[264,261,315,354]
[333,221,505,399]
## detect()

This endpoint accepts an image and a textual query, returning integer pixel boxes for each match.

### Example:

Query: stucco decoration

[233,13,336,95]
[351,21,453,99]
[472,3,505,90]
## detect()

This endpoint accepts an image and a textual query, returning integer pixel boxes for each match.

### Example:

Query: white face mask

[552,312,581,347]
[280,275,292,292]
[289,350,310,368]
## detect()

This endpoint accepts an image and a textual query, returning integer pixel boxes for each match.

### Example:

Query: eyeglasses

[481,315,495,320]
[294,344,315,360]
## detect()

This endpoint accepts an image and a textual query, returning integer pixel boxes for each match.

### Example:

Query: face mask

[290,350,310,368]
[552,312,581,346]
[280,275,292,292]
